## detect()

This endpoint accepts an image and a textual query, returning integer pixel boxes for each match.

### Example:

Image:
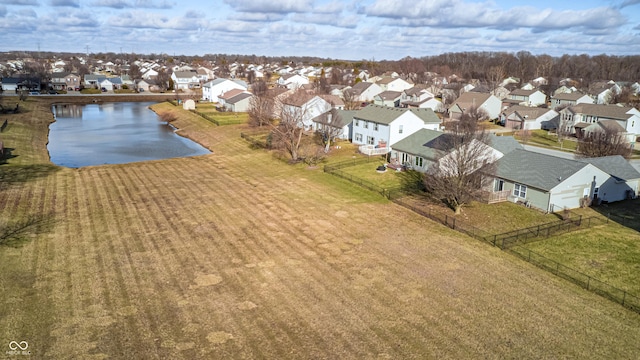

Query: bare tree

[342,88,360,110]
[155,68,170,91]
[248,92,275,127]
[270,100,306,162]
[423,116,497,214]
[316,108,344,152]
[576,127,633,159]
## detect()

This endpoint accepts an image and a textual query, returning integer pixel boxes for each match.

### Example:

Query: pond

[48,102,211,168]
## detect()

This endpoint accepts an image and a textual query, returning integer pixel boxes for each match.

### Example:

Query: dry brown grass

[1,99,640,359]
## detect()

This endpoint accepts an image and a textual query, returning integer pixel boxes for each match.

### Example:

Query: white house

[448,92,502,120]
[559,104,640,142]
[343,82,383,102]
[202,78,248,102]
[375,76,413,92]
[277,74,310,89]
[550,92,594,110]
[373,91,403,107]
[506,89,547,107]
[500,106,559,130]
[171,71,200,90]
[224,93,254,112]
[312,109,353,141]
[351,104,441,155]
[281,92,332,131]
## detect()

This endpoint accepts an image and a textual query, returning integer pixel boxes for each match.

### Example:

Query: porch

[484,190,511,204]
[359,144,389,156]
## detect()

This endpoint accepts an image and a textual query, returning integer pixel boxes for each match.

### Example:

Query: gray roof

[354,104,440,125]
[392,130,521,161]
[568,104,634,120]
[390,129,446,160]
[495,149,590,191]
[226,92,253,104]
[375,90,402,100]
[578,156,640,181]
[552,92,589,101]
[312,109,355,128]
[489,135,523,154]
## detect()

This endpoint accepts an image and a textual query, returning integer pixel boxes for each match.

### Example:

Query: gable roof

[226,92,253,104]
[503,105,556,120]
[568,104,635,121]
[577,155,640,181]
[375,90,402,100]
[552,92,589,101]
[495,150,590,191]
[220,88,245,100]
[173,71,198,79]
[354,104,440,125]
[347,81,375,95]
[450,91,492,110]
[392,130,521,161]
[313,109,354,128]
[509,89,541,97]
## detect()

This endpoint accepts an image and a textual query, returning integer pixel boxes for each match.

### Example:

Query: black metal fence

[322,158,640,314]
[508,246,640,313]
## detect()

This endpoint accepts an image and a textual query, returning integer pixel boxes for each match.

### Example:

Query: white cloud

[224,0,314,14]
[6,0,39,5]
[108,10,205,30]
[229,12,286,22]
[49,0,80,7]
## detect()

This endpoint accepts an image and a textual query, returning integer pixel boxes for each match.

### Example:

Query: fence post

[452,217,456,230]
[587,276,590,291]
[623,292,626,306]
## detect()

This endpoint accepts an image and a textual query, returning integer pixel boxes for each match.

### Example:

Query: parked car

[29,91,40,95]
[101,87,107,92]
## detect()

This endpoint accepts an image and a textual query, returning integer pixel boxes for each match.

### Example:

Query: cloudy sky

[1,0,639,60]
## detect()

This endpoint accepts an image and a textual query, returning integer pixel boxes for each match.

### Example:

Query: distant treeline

[2,50,639,86]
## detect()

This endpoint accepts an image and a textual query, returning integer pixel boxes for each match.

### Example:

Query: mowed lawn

[1,100,640,359]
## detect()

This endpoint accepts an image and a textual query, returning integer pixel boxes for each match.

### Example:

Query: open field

[1,99,640,358]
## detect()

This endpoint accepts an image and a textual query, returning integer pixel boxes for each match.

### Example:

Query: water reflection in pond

[48,102,210,168]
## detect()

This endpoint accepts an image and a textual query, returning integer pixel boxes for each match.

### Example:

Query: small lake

[48,102,210,168]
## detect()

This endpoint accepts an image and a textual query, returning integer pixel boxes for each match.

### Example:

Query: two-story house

[201,78,248,103]
[50,72,80,91]
[448,92,502,120]
[500,105,559,130]
[277,74,310,89]
[550,92,594,109]
[505,89,547,107]
[171,71,200,90]
[351,104,441,155]
[559,104,640,143]
[343,82,383,103]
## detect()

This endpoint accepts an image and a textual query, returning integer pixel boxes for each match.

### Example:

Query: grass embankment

[1,99,640,358]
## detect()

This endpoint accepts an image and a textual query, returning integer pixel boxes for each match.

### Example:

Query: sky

[0,0,639,61]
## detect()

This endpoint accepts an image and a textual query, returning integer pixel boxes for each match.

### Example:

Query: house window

[513,183,527,198]
[355,120,360,127]
[402,153,409,164]
[415,157,423,167]
[495,179,504,192]
[399,125,403,134]
[367,136,375,145]
[374,123,379,131]
[355,133,362,142]
[364,121,368,129]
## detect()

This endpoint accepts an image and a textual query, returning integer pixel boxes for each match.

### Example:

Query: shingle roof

[569,104,634,120]
[495,149,589,191]
[390,129,446,160]
[578,155,640,181]
[509,89,538,97]
[375,90,402,100]
[391,130,521,161]
[503,105,555,119]
[450,91,492,110]
[226,92,253,104]
[353,104,440,125]
[552,92,589,101]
